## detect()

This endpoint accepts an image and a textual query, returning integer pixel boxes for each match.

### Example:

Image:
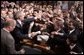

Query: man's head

[15,11,25,21]
[1,8,7,18]
[3,19,16,32]
[67,20,75,30]
[77,21,83,31]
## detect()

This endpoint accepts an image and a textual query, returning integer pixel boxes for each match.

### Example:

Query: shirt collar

[69,29,75,34]
[3,28,10,33]
[70,44,76,50]
[17,19,22,25]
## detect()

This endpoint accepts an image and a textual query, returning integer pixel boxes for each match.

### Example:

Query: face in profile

[9,26,14,31]
[10,20,16,31]
[78,21,83,31]
[20,12,25,21]
[68,21,75,30]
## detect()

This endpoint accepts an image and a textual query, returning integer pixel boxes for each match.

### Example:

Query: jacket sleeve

[6,34,22,54]
[13,26,30,39]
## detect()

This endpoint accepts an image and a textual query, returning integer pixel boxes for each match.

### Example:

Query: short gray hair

[4,19,16,28]
[15,11,24,19]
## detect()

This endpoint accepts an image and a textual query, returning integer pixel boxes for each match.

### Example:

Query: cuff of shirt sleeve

[28,34,32,39]
[36,31,41,34]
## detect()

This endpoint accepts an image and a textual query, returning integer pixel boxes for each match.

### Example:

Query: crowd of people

[1,1,83,54]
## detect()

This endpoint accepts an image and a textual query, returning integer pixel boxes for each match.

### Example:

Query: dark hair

[35,19,45,24]
[1,7,7,11]
[34,10,39,13]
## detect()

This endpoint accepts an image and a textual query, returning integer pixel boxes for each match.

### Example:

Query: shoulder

[6,33,14,42]
[1,29,9,36]
[72,44,83,53]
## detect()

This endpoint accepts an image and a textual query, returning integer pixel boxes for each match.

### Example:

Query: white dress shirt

[3,28,10,33]
[70,44,76,50]
[69,29,75,34]
[37,35,49,42]
[17,19,23,27]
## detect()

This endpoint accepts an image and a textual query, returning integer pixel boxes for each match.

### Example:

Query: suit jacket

[47,28,68,51]
[51,28,67,45]
[11,20,30,50]
[30,23,41,44]
[1,29,21,54]
[1,18,5,29]
[23,18,41,44]
[70,43,83,53]
[22,18,35,34]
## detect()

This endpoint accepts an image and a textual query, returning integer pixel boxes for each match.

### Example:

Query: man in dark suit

[65,19,83,50]
[10,11,41,51]
[1,19,25,54]
[1,17,6,29]
[22,17,36,34]
[10,11,44,54]
[66,34,83,54]
[10,11,35,51]
[50,28,68,54]
[46,19,69,54]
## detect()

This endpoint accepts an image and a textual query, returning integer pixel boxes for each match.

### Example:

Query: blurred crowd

[1,1,83,54]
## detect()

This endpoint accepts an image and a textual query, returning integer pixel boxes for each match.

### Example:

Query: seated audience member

[66,34,83,54]
[1,19,25,54]
[73,20,83,49]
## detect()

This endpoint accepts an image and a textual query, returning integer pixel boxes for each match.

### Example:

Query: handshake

[29,31,41,38]
[19,49,25,54]
[51,31,64,36]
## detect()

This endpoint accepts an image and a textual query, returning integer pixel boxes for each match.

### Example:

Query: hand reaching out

[20,49,25,54]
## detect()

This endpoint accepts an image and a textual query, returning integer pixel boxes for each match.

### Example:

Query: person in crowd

[66,34,83,54]
[10,11,39,51]
[1,1,83,54]
[1,19,25,54]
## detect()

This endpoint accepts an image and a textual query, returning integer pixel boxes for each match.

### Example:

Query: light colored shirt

[17,19,22,26]
[69,29,75,34]
[37,35,49,42]
[3,28,10,33]
[70,44,76,50]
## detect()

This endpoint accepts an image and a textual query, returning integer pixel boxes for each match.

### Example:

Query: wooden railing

[20,39,55,54]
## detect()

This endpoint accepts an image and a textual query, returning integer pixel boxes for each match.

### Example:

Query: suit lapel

[16,20,22,28]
